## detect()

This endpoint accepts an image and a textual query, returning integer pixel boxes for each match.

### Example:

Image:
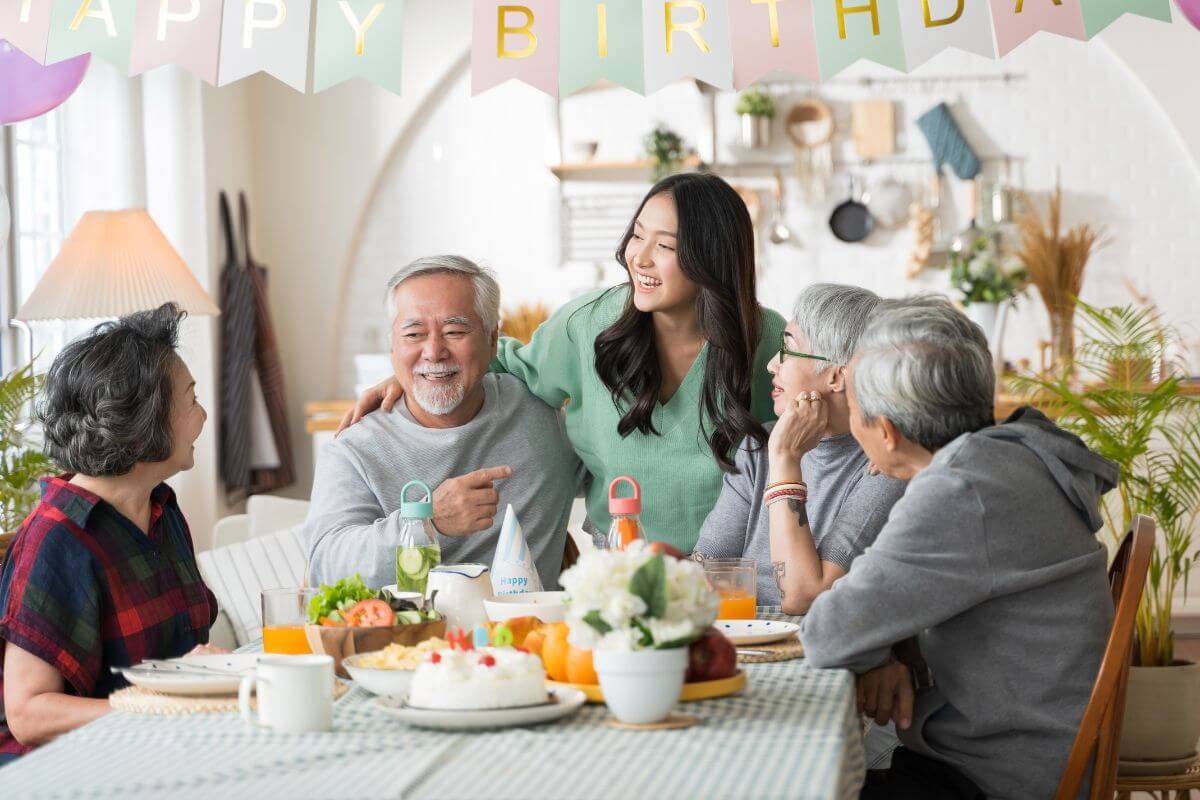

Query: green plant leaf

[583,610,612,635]
[629,553,668,619]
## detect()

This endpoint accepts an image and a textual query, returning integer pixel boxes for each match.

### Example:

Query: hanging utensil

[829,175,874,244]
[951,177,983,256]
[786,97,834,203]
[769,170,794,246]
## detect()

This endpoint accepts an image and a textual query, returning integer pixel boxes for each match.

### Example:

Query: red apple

[686,626,737,683]
[647,541,687,560]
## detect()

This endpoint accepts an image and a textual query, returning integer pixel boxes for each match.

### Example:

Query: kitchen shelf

[551,154,1024,180]
[550,156,702,178]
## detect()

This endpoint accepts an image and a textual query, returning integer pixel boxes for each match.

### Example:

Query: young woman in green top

[340,173,785,552]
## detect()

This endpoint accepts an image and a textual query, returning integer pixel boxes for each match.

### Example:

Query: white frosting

[407,647,548,710]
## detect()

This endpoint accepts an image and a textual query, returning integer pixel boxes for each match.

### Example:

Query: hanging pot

[829,177,875,243]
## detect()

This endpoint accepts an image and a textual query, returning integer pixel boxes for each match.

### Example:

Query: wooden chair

[1115,764,1200,799]
[1054,515,1156,800]
[0,531,15,568]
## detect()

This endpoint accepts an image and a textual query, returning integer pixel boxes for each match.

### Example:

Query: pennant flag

[1079,0,1172,37]
[812,0,906,78]
[989,0,1086,56]
[560,0,644,95]
[129,0,224,83]
[898,0,997,68]
[728,0,820,87]
[472,0,559,96]
[46,0,135,70]
[218,0,313,91]
[1,0,54,62]
[313,0,404,94]
[643,0,733,93]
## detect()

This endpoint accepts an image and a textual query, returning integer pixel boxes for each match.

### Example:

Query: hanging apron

[218,191,257,494]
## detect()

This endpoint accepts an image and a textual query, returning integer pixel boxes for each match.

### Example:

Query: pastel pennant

[313,0,404,94]
[727,0,819,87]
[129,0,224,83]
[989,0,1086,56]
[472,0,559,96]
[218,0,312,91]
[1079,0,1172,37]
[898,0,997,67]
[1,0,54,61]
[642,0,733,93]
[812,0,906,78]
[559,0,644,95]
[46,0,135,70]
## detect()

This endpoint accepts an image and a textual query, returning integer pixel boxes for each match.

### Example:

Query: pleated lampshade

[14,209,220,321]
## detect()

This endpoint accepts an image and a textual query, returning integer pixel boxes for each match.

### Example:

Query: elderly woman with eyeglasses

[694,283,906,616]
[0,304,219,763]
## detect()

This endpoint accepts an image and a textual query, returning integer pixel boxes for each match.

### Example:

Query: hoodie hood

[974,406,1119,532]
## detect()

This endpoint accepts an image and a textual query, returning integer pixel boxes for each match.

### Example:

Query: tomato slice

[343,599,396,628]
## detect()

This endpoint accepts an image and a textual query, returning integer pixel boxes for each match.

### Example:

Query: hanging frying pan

[829,176,874,243]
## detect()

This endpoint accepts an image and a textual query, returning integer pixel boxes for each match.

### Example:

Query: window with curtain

[0,61,145,376]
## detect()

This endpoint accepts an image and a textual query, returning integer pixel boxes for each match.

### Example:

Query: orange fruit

[540,622,571,682]
[565,645,598,685]
[523,627,547,656]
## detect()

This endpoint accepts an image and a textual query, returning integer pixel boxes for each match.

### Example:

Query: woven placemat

[109,681,350,715]
[608,713,699,731]
[736,635,803,664]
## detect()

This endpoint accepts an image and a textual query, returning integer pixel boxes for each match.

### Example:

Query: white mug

[238,654,334,733]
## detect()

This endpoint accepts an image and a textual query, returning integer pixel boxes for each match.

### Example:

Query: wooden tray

[547,670,747,705]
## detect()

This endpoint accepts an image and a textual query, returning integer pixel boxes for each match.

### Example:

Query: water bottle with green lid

[395,480,441,595]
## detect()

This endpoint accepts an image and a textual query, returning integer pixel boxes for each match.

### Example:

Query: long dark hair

[593,173,765,471]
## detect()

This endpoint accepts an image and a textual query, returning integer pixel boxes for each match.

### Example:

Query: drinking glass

[261,587,320,655]
[701,558,758,620]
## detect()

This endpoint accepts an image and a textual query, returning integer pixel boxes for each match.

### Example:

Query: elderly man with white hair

[800,296,1117,800]
[306,255,584,590]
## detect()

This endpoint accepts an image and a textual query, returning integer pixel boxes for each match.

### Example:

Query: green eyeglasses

[779,332,830,363]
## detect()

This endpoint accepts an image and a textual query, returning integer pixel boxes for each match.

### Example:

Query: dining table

[0,610,867,800]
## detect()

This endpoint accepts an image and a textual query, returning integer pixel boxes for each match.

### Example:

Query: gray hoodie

[801,407,1118,799]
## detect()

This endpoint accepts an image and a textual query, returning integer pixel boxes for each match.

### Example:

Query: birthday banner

[0,0,1177,96]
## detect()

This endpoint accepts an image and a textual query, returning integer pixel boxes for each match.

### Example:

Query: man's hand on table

[856,660,914,730]
[433,466,513,535]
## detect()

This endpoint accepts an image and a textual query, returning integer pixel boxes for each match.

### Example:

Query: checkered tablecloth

[0,613,865,800]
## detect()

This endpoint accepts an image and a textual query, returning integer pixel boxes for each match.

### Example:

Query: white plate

[117,654,258,697]
[375,688,586,730]
[342,654,416,698]
[717,619,800,646]
[483,591,568,623]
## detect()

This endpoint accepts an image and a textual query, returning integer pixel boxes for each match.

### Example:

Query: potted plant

[0,364,56,565]
[643,125,688,182]
[947,233,1028,376]
[735,86,775,149]
[1012,302,1200,767]
[558,542,718,724]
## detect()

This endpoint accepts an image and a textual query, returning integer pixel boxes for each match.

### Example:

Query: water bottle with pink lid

[605,476,645,551]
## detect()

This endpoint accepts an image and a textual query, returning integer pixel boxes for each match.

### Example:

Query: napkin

[491,505,543,596]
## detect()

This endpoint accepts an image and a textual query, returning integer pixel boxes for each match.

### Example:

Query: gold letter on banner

[835,0,880,38]
[923,0,963,27]
[665,1,710,55]
[597,3,608,57]
[751,0,783,48]
[1015,0,1063,10]
[243,0,286,49]
[19,0,32,23]
[157,0,200,41]
[70,0,118,36]
[338,1,384,56]
[497,5,537,59]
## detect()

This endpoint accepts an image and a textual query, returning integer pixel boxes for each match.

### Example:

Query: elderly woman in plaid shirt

[0,303,220,763]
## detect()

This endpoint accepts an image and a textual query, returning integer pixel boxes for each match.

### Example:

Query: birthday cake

[407,646,548,710]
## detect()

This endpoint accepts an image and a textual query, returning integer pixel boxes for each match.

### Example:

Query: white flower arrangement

[558,541,719,652]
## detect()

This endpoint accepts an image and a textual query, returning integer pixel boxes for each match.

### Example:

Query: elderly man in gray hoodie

[800,297,1118,800]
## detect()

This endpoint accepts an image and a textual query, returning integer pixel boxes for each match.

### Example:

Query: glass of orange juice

[262,588,320,655]
[701,558,758,620]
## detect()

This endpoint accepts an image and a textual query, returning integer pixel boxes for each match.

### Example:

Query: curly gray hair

[38,303,186,476]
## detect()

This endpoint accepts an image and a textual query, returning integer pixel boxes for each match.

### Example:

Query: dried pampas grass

[501,303,551,344]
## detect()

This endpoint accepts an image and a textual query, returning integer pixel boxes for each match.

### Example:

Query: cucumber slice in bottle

[398,547,424,576]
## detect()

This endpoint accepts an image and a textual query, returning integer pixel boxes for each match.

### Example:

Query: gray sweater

[305,374,585,591]
[801,407,1118,799]
[694,425,906,605]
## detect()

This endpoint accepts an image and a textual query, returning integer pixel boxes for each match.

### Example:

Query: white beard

[410,378,466,416]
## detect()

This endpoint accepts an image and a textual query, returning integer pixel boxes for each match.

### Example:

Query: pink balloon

[1177,0,1200,29]
[0,41,90,125]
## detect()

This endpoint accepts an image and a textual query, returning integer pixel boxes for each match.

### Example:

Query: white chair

[200,496,311,649]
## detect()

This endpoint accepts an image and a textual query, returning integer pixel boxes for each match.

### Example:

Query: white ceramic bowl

[341,653,417,698]
[483,591,569,623]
